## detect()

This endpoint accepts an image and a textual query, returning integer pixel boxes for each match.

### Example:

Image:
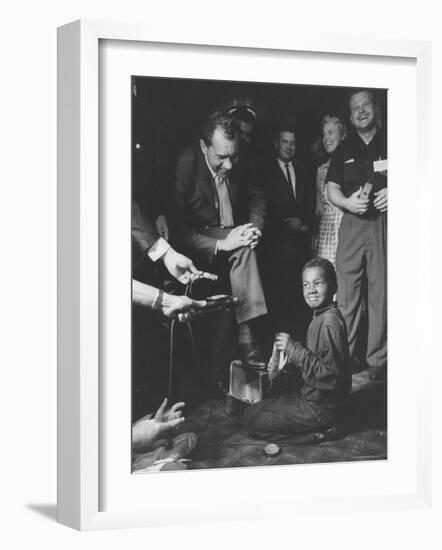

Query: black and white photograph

[5,0,437,541]
[131,76,388,473]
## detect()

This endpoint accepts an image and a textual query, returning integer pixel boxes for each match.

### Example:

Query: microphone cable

[166,279,215,446]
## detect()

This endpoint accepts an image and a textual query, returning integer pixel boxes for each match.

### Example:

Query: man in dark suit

[174,111,268,368]
[264,124,314,339]
[132,201,208,417]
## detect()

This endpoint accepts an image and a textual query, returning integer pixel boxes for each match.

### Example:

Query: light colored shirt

[147,237,170,262]
[204,153,235,255]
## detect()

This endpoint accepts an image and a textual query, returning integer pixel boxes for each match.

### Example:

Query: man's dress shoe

[237,342,266,370]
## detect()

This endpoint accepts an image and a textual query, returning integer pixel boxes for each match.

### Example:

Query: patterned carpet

[179,371,387,470]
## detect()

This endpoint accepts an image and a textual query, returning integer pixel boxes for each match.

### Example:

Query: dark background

[132,76,387,211]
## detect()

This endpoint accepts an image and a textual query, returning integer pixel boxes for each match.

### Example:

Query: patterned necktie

[215,174,234,227]
[285,163,296,198]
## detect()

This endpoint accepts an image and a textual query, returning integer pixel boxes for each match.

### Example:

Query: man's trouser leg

[365,213,387,369]
[199,226,267,324]
[336,213,366,369]
[228,245,268,323]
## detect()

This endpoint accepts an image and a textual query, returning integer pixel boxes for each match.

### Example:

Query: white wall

[0,1,440,547]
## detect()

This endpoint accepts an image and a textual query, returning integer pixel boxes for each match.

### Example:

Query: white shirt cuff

[147,237,171,262]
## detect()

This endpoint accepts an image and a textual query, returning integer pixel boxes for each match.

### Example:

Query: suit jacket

[174,145,266,263]
[132,201,160,270]
[265,158,314,241]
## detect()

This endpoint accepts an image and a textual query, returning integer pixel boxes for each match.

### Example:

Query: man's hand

[161,293,207,322]
[132,398,186,453]
[158,399,185,423]
[155,214,169,241]
[162,248,202,284]
[241,225,262,250]
[217,223,258,252]
[373,188,388,213]
[274,332,296,356]
[284,217,303,233]
[300,224,310,234]
[345,187,369,215]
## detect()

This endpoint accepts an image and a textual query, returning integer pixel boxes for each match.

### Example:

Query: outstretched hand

[132,398,186,453]
[162,248,202,284]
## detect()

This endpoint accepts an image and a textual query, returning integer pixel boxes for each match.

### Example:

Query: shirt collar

[277,158,293,169]
[351,125,381,148]
[313,301,337,317]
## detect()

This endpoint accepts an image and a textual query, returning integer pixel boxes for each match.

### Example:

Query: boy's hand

[275,332,296,355]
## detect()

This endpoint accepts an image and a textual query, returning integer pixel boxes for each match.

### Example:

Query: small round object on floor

[263,443,281,457]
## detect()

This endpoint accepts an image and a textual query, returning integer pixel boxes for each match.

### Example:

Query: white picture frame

[57,19,432,531]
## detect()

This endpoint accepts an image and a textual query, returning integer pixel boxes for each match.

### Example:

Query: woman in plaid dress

[314,115,347,266]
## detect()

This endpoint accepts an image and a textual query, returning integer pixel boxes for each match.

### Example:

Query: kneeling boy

[243,258,351,441]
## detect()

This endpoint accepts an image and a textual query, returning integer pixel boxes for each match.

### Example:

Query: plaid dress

[314,159,343,266]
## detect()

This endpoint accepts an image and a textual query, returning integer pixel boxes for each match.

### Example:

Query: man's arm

[132,201,160,253]
[132,201,202,283]
[132,201,169,269]
[328,182,369,215]
[174,150,218,263]
[133,280,206,321]
[315,168,324,219]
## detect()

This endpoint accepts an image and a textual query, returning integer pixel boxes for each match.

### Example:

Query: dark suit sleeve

[132,201,160,269]
[174,150,218,263]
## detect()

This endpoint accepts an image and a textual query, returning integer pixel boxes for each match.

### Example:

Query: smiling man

[174,111,268,377]
[327,89,388,380]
